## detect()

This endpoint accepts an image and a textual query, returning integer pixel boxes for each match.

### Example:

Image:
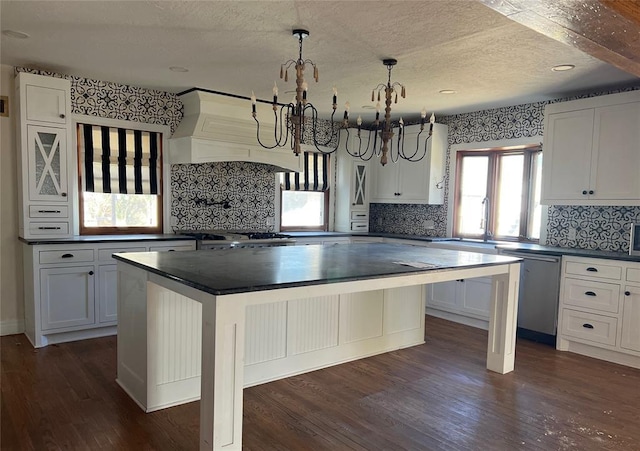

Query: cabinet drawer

[564,261,622,280]
[561,309,617,346]
[350,222,369,232]
[350,211,369,221]
[28,222,69,236]
[29,205,69,218]
[97,247,146,262]
[39,249,95,264]
[148,244,194,252]
[563,278,620,313]
[626,267,640,284]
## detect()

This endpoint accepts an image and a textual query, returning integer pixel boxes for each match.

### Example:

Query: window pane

[495,154,524,238]
[82,192,159,228]
[528,152,543,240]
[458,156,488,236]
[281,191,325,227]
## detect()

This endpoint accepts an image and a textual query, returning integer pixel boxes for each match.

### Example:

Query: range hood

[169,89,302,172]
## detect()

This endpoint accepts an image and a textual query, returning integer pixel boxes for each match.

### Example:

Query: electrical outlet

[424,219,435,230]
[568,228,576,240]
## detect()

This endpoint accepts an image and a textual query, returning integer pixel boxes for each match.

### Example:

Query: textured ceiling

[1,0,639,121]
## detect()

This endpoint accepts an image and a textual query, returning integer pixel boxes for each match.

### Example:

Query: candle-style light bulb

[421,108,427,119]
[430,113,436,124]
[375,102,381,113]
[251,91,257,114]
[357,115,362,126]
[344,101,350,120]
[399,117,404,126]
[332,86,338,105]
[302,81,308,101]
[272,82,278,104]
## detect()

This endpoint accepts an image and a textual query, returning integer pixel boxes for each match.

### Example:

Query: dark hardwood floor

[2,316,639,450]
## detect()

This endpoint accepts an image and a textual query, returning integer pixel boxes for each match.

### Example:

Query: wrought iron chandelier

[251,29,345,156]
[344,58,436,165]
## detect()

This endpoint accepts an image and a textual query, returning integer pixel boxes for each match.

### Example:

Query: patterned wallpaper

[16,67,182,133]
[370,86,640,252]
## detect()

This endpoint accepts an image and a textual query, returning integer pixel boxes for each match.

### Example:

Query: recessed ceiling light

[169,66,189,73]
[439,89,456,95]
[2,29,30,39]
[552,64,575,72]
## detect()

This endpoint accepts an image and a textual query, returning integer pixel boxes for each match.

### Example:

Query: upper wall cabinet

[542,91,640,206]
[371,123,447,205]
[16,72,74,239]
[335,130,370,232]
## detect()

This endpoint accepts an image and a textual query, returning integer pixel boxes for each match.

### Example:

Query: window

[454,146,542,241]
[77,123,163,234]
[280,152,330,231]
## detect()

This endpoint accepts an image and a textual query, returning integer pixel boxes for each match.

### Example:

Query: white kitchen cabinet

[557,256,640,369]
[294,236,351,246]
[16,72,74,238]
[426,277,492,329]
[371,123,447,204]
[40,265,95,330]
[542,90,640,205]
[335,136,370,232]
[23,239,195,347]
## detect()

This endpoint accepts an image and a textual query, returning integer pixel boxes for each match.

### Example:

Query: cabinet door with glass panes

[26,125,68,202]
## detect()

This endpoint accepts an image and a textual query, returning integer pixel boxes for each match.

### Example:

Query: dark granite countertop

[496,243,640,262]
[19,234,195,245]
[114,243,520,296]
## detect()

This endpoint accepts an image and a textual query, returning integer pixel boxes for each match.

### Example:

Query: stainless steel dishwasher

[498,250,562,345]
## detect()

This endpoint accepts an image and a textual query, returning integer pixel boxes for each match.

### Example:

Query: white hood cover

[169,90,302,172]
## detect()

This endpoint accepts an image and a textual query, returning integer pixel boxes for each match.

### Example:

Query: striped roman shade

[282,152,329,191]
[78,124,161,195]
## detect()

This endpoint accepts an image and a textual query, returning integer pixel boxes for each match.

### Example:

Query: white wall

[0,64,24,335]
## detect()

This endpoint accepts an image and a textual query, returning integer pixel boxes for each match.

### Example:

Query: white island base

[116,255,520,450]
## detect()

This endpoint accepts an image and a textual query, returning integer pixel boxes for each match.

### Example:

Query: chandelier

[251,29,345,156]
[344,59,436,166]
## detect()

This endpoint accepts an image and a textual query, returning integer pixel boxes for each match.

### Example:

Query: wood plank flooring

[2,316,639,450]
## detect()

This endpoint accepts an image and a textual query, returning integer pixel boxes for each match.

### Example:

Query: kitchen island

[114,243,521,451]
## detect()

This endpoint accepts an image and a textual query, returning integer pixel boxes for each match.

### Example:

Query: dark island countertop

[19,234,196,245]
[113,243,521,296]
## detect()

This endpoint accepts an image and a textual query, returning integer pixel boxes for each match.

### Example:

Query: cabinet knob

[582,323,594,329]
[59,114,65,119]
[88,271,94,276]
[582,190,588,195]
[61,192,67,197]
[625,291,631,296]
[588,190,594,195]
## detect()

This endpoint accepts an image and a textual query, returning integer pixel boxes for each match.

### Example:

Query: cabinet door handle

[625,291,631,296]
[586,267,598,272]
[582,190,588,195]
[61,253,74,259]
[38,210,61,214]
[88,271,94,276]
[59,113,66,119]
[582,323,594,329]
[61,192,68,197]
[355,214,366,217]
[38,226,61,230]
[584,291,597,296]
[589,190,594,195]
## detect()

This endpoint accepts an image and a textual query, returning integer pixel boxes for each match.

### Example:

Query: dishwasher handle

[499,251,560,263]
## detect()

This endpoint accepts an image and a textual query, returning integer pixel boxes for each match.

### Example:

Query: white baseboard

[0,319,25,336]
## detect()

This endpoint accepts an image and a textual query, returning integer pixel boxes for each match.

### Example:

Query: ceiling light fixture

[2,29,30,39]
[439,89,456,94]
[344,59,435,165]
[251,29,342,156]
[552,64,575,72]
[169,66,189,72]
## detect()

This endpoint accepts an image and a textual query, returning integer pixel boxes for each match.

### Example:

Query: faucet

[481,197,491,242]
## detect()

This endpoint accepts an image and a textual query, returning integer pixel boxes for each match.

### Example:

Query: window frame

[72,115,171,235]
[446,136,544,242]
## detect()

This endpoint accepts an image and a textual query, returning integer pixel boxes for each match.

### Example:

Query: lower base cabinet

[426,278,492,329]
[557,256,640,369]
[23,240,195,347]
